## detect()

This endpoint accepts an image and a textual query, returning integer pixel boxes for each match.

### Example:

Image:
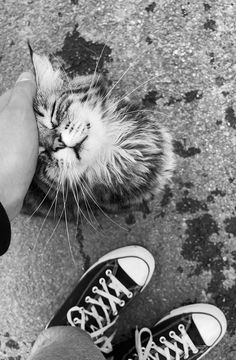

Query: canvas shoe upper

[46,245,155,354]
[112,303,227,360]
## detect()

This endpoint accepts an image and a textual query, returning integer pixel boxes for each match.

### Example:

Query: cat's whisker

[77,182,102,233]
[83,43,108,110]
[62,181,77,267]
[75,178,100,233]
[53,179,62,218]
[105,73,165,114]
[41,172,64,254]
[32,189,60,252]
[90,43,107,87]
[42,204,65,256]
[71,181,99,233]
[25,181,55,222]
[102,65,133,101]
[80,179,128,232]
[122,108,172,118]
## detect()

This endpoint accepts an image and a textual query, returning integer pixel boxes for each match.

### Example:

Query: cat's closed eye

[51,101,58,127]
[34,107,44,117]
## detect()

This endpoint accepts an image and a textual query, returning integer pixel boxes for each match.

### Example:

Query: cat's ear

[28,42,63,90]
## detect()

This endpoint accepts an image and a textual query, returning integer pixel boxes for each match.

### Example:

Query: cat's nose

[52,136,65,152]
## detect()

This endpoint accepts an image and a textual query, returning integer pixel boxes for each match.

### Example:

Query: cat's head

[30,48,117,195]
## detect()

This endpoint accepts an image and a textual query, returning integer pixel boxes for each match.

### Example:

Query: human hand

[0,72,38,220]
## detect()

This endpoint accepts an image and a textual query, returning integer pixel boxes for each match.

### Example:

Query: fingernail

[16,71,35,83]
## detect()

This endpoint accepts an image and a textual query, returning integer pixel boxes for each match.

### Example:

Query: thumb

[9,72,36,109]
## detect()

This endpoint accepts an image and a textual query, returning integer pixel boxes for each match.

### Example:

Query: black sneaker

[112,303,227,360]
[46,246,155,354]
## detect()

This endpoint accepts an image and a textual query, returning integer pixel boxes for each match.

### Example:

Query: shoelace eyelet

[85,296,90,303]
[169,330,175,338]
[159,336,166,343]
[106,269,112,276]
[92,286,98,293]
[119,300,125,307]
[99,278,105,285]
[127,291,133,299]
[178,324,184,331]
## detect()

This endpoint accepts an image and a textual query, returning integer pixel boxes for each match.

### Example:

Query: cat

[23,46,175,219]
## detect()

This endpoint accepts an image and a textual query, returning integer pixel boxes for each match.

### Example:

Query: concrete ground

[0,0,236,359]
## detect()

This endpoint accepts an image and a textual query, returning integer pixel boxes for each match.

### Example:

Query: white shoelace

[135,325,199,360]
[67,269,133,353]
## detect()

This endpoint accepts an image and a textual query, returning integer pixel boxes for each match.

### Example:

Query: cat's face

[30,50,175,211]
[32,52,114,194]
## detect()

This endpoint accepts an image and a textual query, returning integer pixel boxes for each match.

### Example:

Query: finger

[9,72,36,110]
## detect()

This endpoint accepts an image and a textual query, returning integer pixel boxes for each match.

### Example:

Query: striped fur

[31,52,175,211]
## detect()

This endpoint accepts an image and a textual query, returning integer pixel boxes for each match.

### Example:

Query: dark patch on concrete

[181,214,220,275]
[146,36,153,44]
[184,90,203,103]
[207,255,236,335]
[204,3,211,11]
[145,2,156,13]
[224,217,236,236]
[58,12,62,17]
[76,223,90,271]
[177,179,194,189]
[209,52,214,64]
[216,119,222,125]
[229,177,235,183]
[8,357,21,360]
[222,91,229,97]
[71,0,78,4]
[166,96,182,106]
[207,188,226,202]
[55,26,112,76]
[204,19,217,31]
[206,194,214,202]
[4,332,10,337]
[160,186,173,207]
[215,76,225,87]
[5,339,20,350]
[211,188,226,197]
[183,182,194,189]
[183,189,189,196]
[225,106,236,129]
[177,266,184,273]
[138,200,151,219]
[173,140,201,158]
[181,214,236,333]
[176,197,208,214]
[181,7,188,17]
[125,213,136,225]
[142,90,162,107]
[166,90,202,105]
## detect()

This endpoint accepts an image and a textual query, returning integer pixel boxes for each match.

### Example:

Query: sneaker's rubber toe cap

[193,308,227,346]
[118,257,150,286]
